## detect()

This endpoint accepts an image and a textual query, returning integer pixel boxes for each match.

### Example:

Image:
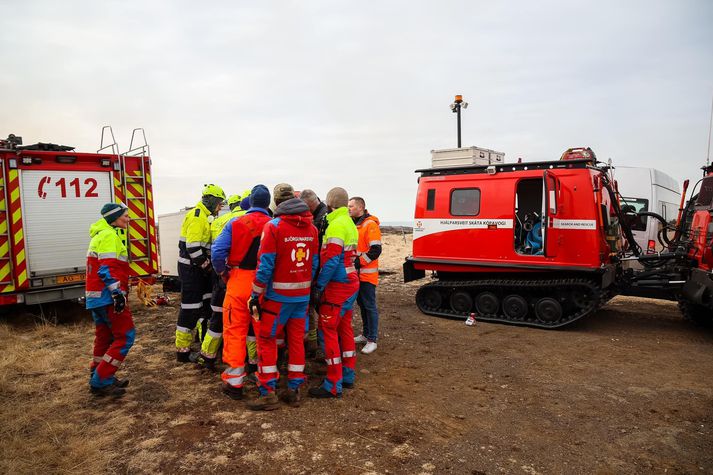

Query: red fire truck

[0,128,158,307]
[404,147,713,328]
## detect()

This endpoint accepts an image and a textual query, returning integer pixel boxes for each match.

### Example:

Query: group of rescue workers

[84,182,383,411]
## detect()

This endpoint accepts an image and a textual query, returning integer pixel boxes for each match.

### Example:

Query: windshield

[621,197,649,231]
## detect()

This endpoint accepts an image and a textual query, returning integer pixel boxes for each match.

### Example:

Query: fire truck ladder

[0,160,15,287]
[122,128,152,265]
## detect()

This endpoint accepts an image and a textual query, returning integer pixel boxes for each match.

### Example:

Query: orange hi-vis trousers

[221,268,260,389]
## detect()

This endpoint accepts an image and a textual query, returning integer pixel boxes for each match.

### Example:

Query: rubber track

[416,277,604,329]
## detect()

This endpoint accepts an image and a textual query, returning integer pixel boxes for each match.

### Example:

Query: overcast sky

[2,1,712,222]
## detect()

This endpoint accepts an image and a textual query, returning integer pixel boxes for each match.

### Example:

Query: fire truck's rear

[0,130,158,307]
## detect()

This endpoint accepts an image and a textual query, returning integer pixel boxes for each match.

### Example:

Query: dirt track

[1,232,712,474]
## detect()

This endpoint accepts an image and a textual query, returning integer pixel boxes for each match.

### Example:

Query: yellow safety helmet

[227,194,242,207]
[202,184,226,200]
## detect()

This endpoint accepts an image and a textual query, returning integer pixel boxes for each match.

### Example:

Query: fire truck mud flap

[403,257,426,283]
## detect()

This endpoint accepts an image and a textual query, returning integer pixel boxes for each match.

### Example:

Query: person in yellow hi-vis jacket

[175,184,225,363]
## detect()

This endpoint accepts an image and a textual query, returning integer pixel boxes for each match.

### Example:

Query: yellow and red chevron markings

[0,169,28,293]
[113,156,158,278]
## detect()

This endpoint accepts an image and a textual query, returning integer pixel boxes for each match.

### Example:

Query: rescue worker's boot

[196,355,217,372]
[90,368,129,388]
[247,392,280,411]
[308,386,341,399]
[282,388,301,407]
[222,384,243,400]
[342,381,354,389]
[176,351,191,363]
[90,382,126,398]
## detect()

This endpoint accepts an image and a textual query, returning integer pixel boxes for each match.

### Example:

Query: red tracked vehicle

[404,147,713,328]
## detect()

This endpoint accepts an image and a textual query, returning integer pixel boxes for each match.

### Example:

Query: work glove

[247,294,261,322]
[112,291,126,313]
[310,287,323,309]
[201,258,212,274]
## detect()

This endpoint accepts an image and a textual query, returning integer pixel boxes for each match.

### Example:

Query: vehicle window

[695,176,713,209]
[661,202,679,225]
[450,188,480,216]
[621,197,648,231]
[426,189,436,211]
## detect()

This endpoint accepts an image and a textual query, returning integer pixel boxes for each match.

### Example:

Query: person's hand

[201,259,212,272]
[112,291,126,313]
[247,294,261,322]
[220,270,230,284]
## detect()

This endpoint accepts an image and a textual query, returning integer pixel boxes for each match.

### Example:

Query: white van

[613,167,680,252]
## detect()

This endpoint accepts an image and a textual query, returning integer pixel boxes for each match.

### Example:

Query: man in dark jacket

[300,189,329,356]
[300,189,328,245]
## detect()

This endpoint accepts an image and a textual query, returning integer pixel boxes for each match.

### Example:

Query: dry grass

[0,318,134,474]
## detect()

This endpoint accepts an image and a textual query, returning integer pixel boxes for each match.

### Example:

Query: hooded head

[249,184,270,209]
[325,187,348,211]
[239,196,251,211]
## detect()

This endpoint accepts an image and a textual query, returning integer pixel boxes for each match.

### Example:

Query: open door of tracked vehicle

[543,170,561,257]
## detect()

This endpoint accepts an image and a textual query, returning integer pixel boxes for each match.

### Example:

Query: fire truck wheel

[502,294,528,320]
[449,291,473,313]
[534,298,562,323]
[475,292,499,316]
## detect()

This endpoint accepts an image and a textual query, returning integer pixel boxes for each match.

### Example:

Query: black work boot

[342,381,354,389]
[176,352,191,363]
[282,388,301,407]
[114,377,130,388]
[308,386,341,399]
[90,383,126,398]
[195,355,216,372]
[247,392,280,411]
[222,384,243,400]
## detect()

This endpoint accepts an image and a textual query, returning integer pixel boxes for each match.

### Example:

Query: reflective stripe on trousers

[222,366,245,387]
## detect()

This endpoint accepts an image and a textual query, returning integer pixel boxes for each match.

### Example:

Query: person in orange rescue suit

[211,185,272,400]
[175,184,226,363]
[348,196,382,355]
[246,183,319,410]
[196,193,245,370]
[308,187,360,398]
[86,202,134,397]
